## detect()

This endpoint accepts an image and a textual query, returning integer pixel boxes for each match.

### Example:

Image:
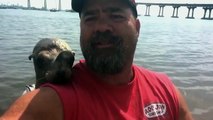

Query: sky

[0,0,212,10]
[0,0,72,9]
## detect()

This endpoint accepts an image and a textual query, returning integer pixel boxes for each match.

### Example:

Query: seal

[29,38,75,88]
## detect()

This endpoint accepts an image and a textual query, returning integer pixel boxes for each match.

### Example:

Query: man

[23,38,74,94]
[0,0,193,119]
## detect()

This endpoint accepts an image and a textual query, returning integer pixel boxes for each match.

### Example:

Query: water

[0,9,213,119]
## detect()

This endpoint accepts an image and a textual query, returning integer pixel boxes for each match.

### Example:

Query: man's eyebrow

[82,7,125,16]
[103,7,125,13]
[82,10,98,16]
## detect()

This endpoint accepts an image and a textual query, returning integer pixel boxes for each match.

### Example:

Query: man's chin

[93,47,117,56]
[85,55,124,75]
[95,43,114,49]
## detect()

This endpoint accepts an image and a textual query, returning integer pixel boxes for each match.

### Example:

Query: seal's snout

[46,51,75,84]
[54,51,75,68]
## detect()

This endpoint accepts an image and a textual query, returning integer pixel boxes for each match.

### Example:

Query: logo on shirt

[144,103,166,118]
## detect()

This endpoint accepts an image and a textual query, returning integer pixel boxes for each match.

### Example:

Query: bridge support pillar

[171,5,180,18]
[43,0,47,10]
[158,5,165,17]
[186,6,196,19]
[209,9,212,18]
[202,6,213,20]
[145,4,151,16]
[27,0,31,9]
[202,8,207,19]
[58,0,61,11]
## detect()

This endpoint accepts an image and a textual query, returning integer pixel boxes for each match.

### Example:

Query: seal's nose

[53,51,75,68]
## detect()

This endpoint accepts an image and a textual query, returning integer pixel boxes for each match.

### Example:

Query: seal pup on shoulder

[28,38,75,89]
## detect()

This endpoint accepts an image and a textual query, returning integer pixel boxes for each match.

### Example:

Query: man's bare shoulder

[1,87,63,120]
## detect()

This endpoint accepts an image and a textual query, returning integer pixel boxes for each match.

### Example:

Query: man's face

[80,0,140,75]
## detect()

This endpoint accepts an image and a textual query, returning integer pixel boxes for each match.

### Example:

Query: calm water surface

[0,9,213,119]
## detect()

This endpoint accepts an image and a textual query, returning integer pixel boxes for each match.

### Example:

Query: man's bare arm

[0,87,63,120]
[176,88,194,120]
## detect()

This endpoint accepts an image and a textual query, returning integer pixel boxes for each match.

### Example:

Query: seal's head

[29,38,74,88]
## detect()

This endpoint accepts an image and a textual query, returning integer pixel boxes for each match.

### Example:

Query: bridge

[24,1,213,19]
[27,0,62,11]
[136,3,213,20]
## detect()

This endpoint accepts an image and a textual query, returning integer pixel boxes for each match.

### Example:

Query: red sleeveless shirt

[44,60,179,120]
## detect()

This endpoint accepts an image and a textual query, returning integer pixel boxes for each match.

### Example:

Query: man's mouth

[95,42,114,49]
[90,32,122,50]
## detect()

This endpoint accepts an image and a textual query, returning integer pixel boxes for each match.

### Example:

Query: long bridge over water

[9,0,213,20]
[137,3,213,20]
[27,0,62,11]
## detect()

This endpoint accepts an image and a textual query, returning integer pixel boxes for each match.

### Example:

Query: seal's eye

[35,55,52,69]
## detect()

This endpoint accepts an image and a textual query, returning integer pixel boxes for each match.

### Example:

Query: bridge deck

[137,3,213,7]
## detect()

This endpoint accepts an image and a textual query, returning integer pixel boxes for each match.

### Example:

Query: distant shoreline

[0,5,75,12]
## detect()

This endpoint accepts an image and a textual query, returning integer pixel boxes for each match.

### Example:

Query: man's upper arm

[0,87,63,120]
[176,88,194,120]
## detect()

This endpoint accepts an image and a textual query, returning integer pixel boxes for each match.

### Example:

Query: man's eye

[84,16,97,22]
[111,15,125,21]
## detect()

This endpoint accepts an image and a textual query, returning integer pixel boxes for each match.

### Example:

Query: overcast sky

[0,0,212,9]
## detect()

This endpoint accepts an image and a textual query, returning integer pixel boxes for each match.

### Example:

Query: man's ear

[136,19,141,35]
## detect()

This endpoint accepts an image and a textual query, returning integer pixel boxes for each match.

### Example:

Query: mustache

[90,31,122,47]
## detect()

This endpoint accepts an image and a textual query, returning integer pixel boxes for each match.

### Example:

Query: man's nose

[94,17,113,33]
